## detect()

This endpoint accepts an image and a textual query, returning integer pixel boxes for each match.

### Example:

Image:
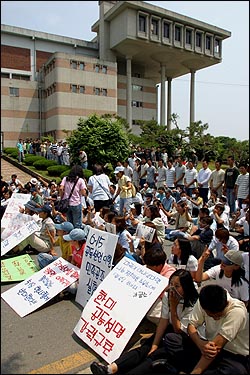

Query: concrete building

[1,1,231,147]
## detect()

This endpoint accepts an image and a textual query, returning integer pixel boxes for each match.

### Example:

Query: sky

[1,1,249,141]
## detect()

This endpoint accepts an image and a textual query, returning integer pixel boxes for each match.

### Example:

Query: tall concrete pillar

[190,69,196,125]
[167,77,172,131]
[126,57,132,130]
[160,64,166,126]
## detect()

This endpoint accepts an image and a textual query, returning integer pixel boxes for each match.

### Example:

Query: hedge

[60,168,93,180]
[4,147,17,155]
[33,159,57,170]
[23,155,45,166]
[47,165,70,176]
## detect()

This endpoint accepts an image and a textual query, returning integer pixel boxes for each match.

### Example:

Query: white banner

[75,228,117,308]
[1,220,40,256]
[1,193,31,228]
[74,257,169,364]
[135,223,156,242]
[1,257,80,317]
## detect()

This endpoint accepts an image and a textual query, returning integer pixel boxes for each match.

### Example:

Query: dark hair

[200,216,213,227]
[143,246,166,266]
[199,285,228,313]
[105,211,116,223]
[199,207,210,216]
[93,163,103,175]
[219,267,248,288]
[215,227,229,242]
[66,164,84,182]
[146,205,161,220]
[173,238,192,265]
[113,216,127,233]
[169,269,198,309]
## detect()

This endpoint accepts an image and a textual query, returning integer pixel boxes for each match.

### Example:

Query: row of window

[138,12,221,55]
[70,60,108,74]
[2,72,30,81]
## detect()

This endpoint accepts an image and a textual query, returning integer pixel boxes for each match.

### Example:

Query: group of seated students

[2,166,249,374]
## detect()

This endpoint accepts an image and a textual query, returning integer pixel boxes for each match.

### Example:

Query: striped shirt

[184,168,198,188]
[235,173,249,199]
[166,166,176,188]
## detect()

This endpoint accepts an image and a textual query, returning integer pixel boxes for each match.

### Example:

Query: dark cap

[33,204,52,214]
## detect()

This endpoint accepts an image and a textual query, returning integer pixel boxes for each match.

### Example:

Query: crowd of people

[1,147,249,374]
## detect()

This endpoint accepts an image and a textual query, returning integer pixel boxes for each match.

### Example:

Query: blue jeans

[81,161,88,169]
[37,253,58,269]
[226,188,237,215]
[119,197,132,215]
[66,204,82,228]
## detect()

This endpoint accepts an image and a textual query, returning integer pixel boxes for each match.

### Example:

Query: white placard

[1,257,80,317]
[75,228,117,308]
[1,220,40,256]
[74,257,169,364]
[1,213,40,241]
[135,223,156,242]
[1,193,31,228]
[104,222,116,234]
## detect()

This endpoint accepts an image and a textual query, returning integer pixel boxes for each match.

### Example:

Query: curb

[2,154,52,183]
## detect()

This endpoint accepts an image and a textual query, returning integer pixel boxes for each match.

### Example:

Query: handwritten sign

[74,257,169,364]
[135,223,156,242]
[1,254,39,282]
[75,228,117,308]
[1,257,80,317]
[1,220,40,256]
[1,193,31,228]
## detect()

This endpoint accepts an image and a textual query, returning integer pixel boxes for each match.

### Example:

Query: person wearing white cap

[113,166,133,215]
[195,249,249,306]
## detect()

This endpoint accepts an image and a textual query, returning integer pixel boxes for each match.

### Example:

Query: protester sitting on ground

[205,189,220,209]
[37,221,74,269]
[210,202,230,230]
[125,202,143,235]
[204,227,239,270]
[111,215,133,253]
[152,199,169,230]
[0,188,13,219]
[164,200,193,241]
[112,243,137,268]
[13,204,56,254]
[157,284,249,375]
[1,175,9,199]
[155,186,166,202]
[195,249,249,307]
[187,188,203,218]
[167,238,198,279]
[90,269,198,375]
[184,216,214,259]
[8,173,23,192]
[30,187,44,207]
[140,205,166,244]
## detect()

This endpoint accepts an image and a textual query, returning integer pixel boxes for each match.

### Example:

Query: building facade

[1,1,231,147]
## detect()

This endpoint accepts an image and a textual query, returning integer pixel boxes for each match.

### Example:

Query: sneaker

[90,361,108,374]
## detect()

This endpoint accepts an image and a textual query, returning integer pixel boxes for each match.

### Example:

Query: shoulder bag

[57,178,79,213]
[93,176,114,209]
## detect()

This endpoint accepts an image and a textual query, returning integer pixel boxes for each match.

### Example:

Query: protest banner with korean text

[1,257,80,317]
[1,220,40,256]
[74,257,169,364]
[1,193,30,228]
[75,228,118,308]
[1,254,39,282]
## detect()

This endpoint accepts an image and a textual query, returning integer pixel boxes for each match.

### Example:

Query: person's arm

[148,317,169,355]
[113,186,121,201]
[169,289,182,333]
[212,207,224,225]
[194,247,211,283]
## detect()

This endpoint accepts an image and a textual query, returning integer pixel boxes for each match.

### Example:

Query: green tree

[66,114,131,168]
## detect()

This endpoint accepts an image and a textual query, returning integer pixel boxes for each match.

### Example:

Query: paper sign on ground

[74,257,169,364]
[135,223,155,242]
[1,254,39,282]
[1,220,40,256]
[1,193,31,228]
[75,228,117,308]
[1,257,80,317]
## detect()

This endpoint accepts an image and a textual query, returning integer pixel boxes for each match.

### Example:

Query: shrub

[60,169,71,179]
[33,159,57,170]
[83,169,93,180]
[23,155,45,166]
[4,147,17,155]
[47,165,70,176]
[10,150,19,159]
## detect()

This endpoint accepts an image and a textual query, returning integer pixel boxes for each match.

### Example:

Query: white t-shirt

[168,254,198,273]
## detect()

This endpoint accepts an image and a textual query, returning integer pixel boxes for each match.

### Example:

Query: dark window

[94,87,100,95]
[186,29,192,45]
[102,88,107,96]
[196,32,202,47]
[163,22,170,39]
[151,19,159,35]
[79,86,85,94]
[102,65,107,74]
[71,61,77,69]
[139,15,146,32]
[95,65,100,73]
[79,62,85,70]
[9,87,19,97]
[12,74,30,81]
[1,73,10,78]
[71,84,77,93]
[206,35,211,50]
[175,26,181,42]
[132,100,143,108]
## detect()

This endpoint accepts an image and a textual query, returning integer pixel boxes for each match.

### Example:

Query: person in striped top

[235,161,249,209]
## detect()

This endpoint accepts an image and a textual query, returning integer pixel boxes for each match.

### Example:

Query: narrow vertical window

[139,15,146,32]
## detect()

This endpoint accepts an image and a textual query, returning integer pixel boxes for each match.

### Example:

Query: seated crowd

[1,152,249,375]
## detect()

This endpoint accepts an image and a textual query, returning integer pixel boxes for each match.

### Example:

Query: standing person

[190,149,198,167]
[79,149,88,169]
[165,159,176,190]
[56,141,63,165]
[174,156,186,191]
[224,155,240,217]
[184,159,198,197]
[209,159,225,198]
[197,159,212,205]
[16,138,24,163]
[235,161,249,210]
[139,157,149,189]
[87,163,112,212]
[146,158,157,188]
[90,269,198,375]
[113,166,133,215]
[59,165,86,228]
[156,159,167,189]
[123,160,134,180]
[160,284,249,375]
[61,141,70,166]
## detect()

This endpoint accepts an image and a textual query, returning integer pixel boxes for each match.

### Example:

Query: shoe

[90,361,108,374]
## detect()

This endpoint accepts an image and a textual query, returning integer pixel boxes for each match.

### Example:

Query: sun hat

[222,250,244,267]
[33,204,52,214]
[30,177,38,185]
[54,222,74,232]
[24,200,37,211]
[114,166,125,174]
[63,228,87,241]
